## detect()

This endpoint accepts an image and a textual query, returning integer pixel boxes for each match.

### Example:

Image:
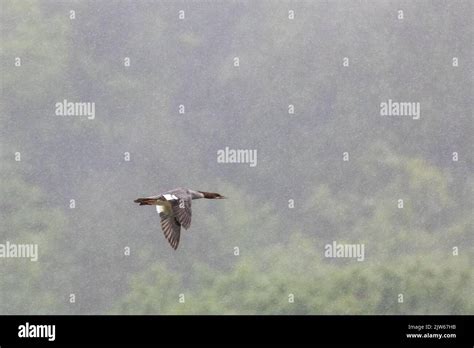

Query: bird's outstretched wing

[154,192,191,249]
[158,210,181,250]
[168,192,192,230]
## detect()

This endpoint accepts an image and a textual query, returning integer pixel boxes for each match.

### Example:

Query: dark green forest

[0,0,472,314]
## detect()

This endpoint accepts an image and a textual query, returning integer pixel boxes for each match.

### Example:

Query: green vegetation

[1,0,472,314]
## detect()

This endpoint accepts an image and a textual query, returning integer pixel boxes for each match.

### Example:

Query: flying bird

[134,188,225,250]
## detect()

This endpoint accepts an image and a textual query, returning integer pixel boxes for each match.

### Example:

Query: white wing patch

[155,200,172,216]
[163,194,178,200]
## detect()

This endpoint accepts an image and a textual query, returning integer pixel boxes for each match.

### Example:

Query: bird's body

[134,188,225,250]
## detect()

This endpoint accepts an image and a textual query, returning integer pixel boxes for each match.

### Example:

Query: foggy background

[0,0,472,314]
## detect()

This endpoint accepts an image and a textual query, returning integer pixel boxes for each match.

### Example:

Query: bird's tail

[134,197,158,206]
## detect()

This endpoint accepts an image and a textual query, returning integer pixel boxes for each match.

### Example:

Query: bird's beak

[219,196,227,199]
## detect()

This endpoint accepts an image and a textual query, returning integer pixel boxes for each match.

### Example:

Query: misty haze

[0,0,472,315]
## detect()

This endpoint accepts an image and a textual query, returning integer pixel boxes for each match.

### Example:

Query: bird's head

[199,191,226,199]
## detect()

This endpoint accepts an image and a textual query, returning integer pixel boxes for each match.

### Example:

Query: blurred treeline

[0,0,472,314]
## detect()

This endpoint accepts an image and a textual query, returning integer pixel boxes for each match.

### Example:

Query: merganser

[134,188,225,250]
